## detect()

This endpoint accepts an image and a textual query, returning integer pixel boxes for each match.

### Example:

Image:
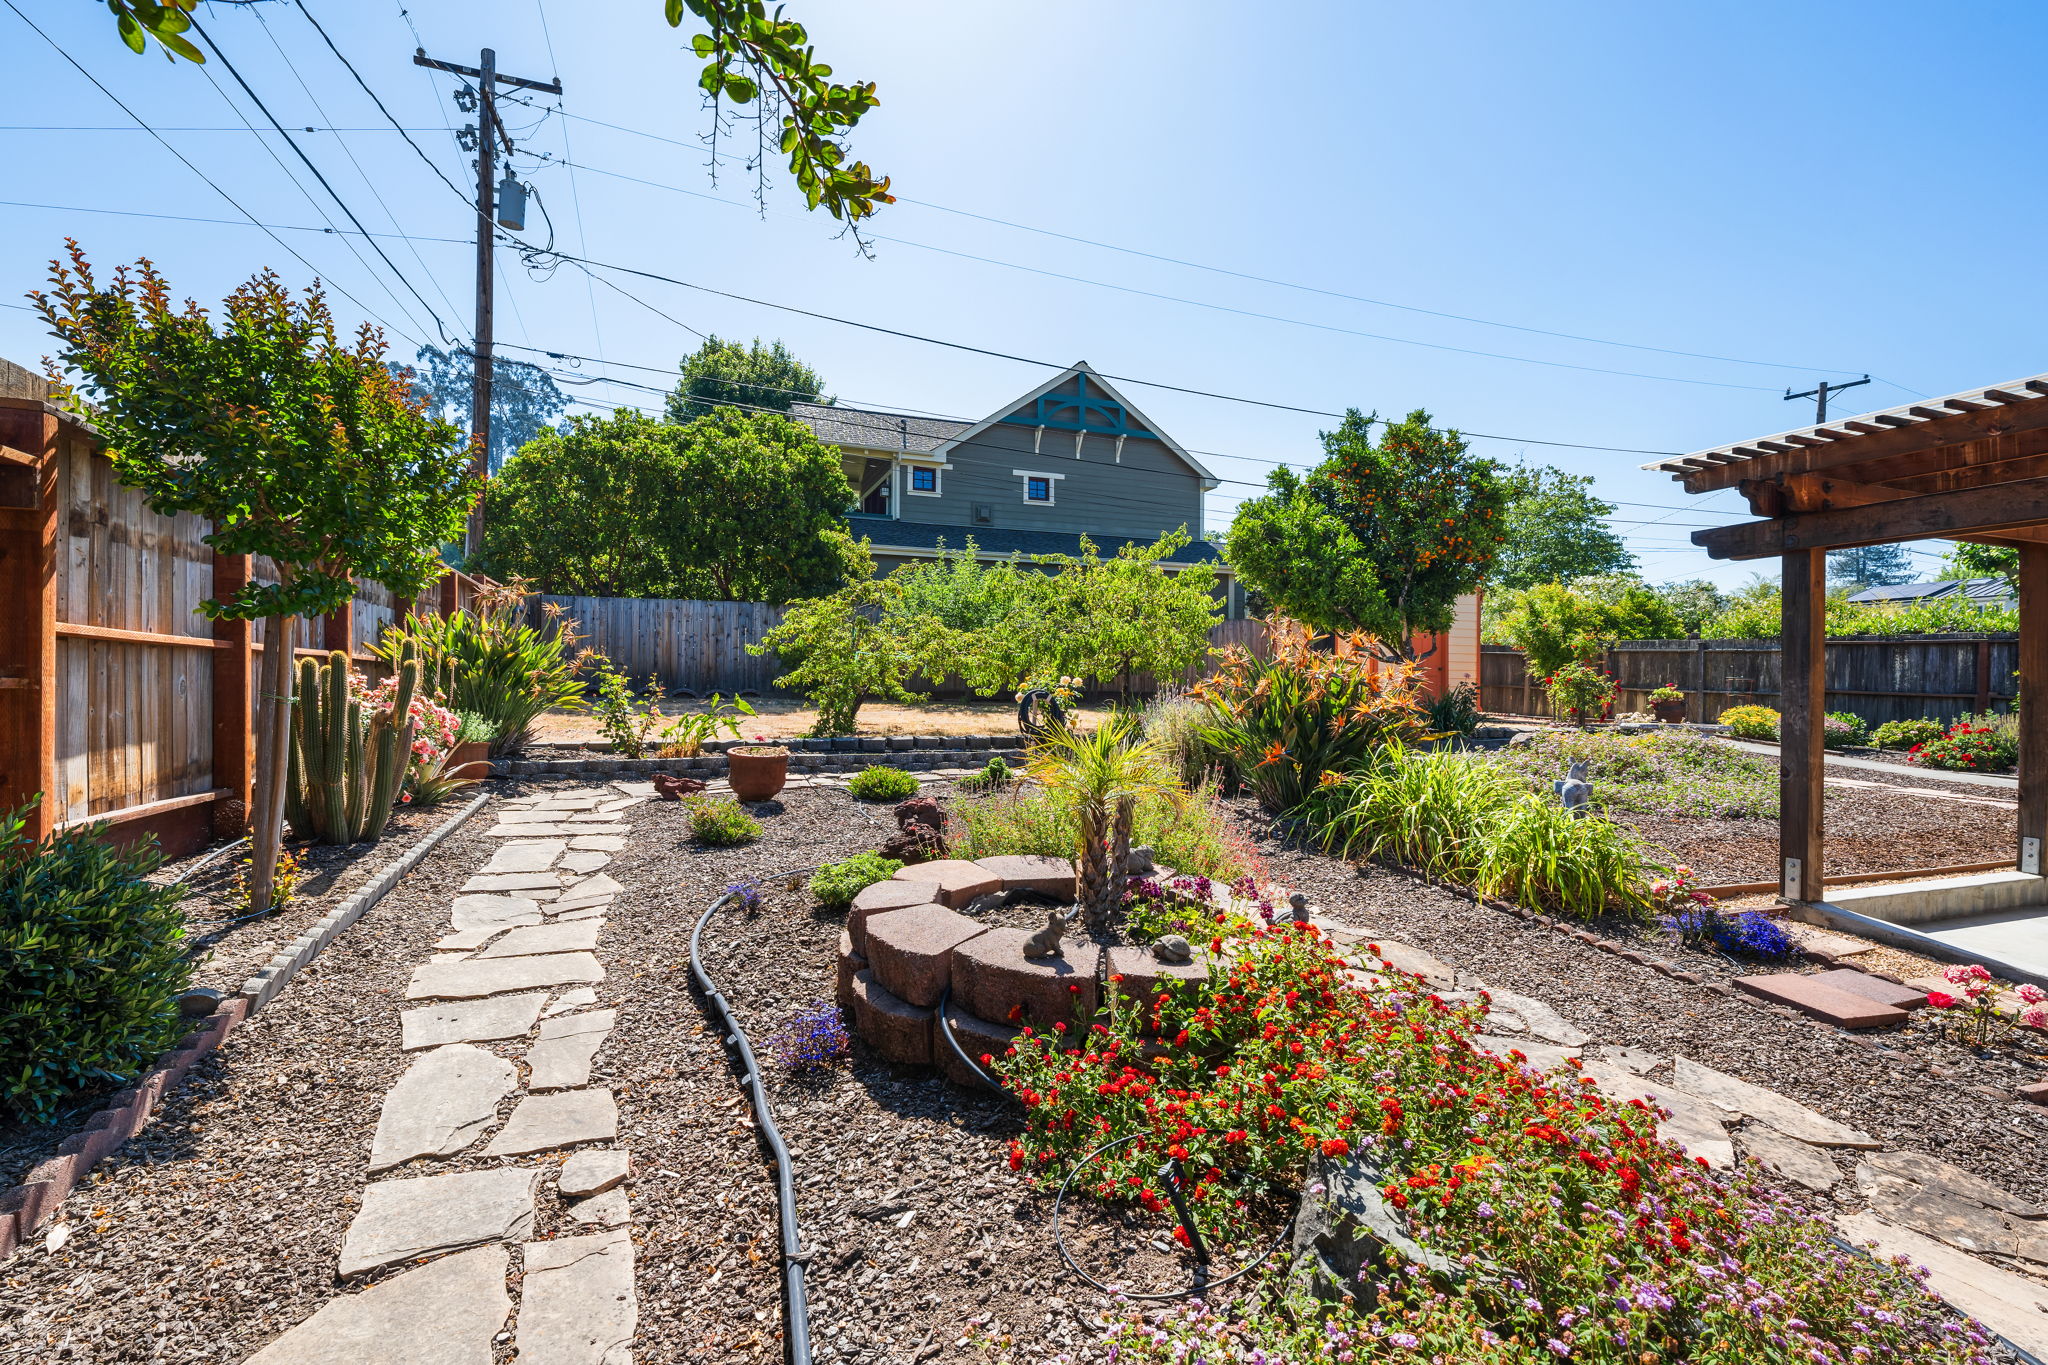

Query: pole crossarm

[412,51,562,95]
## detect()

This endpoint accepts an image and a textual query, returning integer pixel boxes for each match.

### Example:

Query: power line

[0,0,414,340]
[0,123,459,131]
[536,153,1787,395]
[529,0,608,373]
[509,241,1684,456]
[189,9,455,342]
[0,195,470,241]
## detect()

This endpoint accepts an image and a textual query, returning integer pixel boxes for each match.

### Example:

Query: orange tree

[33,246,472,911]
[1226,410,1507,663]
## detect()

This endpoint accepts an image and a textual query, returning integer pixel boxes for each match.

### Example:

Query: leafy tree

[407,345,568,475]
[108,1,892,225]
[1023,532,1221,700]
[35,248,472,911]
[1827,543,1915,592]
[480,407,858,602]
[1226,409,1508,662]
[1939,542,2019,592]
[1567,574,1685,640]
[1489,463,1634,591]
[1652,579,1727,636]
[665,335,828,423]
[751,542,930,734]
[1496,584,1612,679]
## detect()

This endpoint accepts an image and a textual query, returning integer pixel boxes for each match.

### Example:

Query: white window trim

[1013,468,1064,506]
[905,463,943,497]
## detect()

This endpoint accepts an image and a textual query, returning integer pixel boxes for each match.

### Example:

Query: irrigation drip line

[689,870,820,1365]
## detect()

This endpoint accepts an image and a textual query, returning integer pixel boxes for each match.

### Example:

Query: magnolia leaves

[664,0,892,222]
[107,0,203,64]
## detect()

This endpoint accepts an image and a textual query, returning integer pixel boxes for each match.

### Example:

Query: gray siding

[895,420,1203,544]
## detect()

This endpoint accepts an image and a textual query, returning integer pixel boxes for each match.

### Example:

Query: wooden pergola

[1648,372,2048,903]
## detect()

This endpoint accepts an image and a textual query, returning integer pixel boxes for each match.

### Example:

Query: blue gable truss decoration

[999,372,1156,439]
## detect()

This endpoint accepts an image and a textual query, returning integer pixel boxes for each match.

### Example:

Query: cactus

[288,650,420,844]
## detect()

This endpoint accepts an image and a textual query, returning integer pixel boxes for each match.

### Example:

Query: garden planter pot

[726,745,789,801]
[1651,700,1686,724]
[449,740,492,780]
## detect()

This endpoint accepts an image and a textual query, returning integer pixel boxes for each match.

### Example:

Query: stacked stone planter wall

[504,735,1028,779]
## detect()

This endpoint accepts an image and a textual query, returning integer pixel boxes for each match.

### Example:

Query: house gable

[932,362,1220,491]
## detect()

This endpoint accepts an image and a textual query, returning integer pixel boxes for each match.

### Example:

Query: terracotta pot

[1651,699,1686,724]
[726,745,789,802]
[449,740,493,780]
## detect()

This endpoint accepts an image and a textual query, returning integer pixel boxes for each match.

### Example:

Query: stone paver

[545,988,600,1017]
[1670,1057,1881,1148]
[565,1189,631,1228]
[526,1009,617,1090]
[558,850,613,875]
[1475,986,1592,1047]
[400,994,548,1050]
[1733,973,1909,1029]
[561,873,624,900]
[407,953,604,1001]
[889,859,1001,908]
[559,1149,629,1198]
[485,822,625,838]
[369,1044,517,1172]
[1735,1123,1841,1192]
[570,835,628,851]
[481,841,566,874]
[337,1168,538,1277]
[1580,1061,1734,1169]
[483,1088,619,1157]
[1837,1210,2048,1357]
[552,905,610,922]
[517,1229,637,1365]
[496,808,572,826]
[435,926,501,951]
[244,1245,510,1365]
[478,921,604,959]
[1855,1150,2048,1261]
[1471,1034,1580,1072]
[448,894,545,932]
[1807,968,1928,1011]
[463,872,563,893]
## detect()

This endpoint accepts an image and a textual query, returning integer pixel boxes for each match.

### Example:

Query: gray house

[789,362,1240,611]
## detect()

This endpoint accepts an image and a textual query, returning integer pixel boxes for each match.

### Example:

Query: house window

[907,465,940,496]
[1013,468,1063,505]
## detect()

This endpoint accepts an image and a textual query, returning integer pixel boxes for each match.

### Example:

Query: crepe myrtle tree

[33,246,473,912]
[1226,409,1508,662]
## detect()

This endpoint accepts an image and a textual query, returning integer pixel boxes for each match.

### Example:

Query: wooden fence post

[323,598,355,660]
[211,552,254,835]
[0,405,58,838]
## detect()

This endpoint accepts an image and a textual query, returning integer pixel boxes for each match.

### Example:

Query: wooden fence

[1481,635,2020,726]
[535,594,1271,697]
[0,385,488,859]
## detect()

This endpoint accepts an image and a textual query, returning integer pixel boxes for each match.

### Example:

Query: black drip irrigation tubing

[689,868,819,1365]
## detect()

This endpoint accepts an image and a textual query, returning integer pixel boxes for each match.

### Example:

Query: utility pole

[413,46,561,556]
[1784,374,1871,425]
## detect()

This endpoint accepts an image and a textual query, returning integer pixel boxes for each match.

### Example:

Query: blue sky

[4,0,2044,589]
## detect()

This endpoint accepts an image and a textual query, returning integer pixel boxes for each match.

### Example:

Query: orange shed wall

[1334,591,1482,699]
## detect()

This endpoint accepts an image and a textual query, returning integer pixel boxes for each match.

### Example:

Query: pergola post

[2020,544,2048,876]
[1780,548,1826,901]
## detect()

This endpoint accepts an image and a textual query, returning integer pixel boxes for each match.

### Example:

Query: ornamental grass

[990,922,1994,1364]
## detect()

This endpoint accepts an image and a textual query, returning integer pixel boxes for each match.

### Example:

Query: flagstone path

[242,783,650,1365]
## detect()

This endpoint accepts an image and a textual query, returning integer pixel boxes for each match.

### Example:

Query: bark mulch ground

[0,799,466,1201]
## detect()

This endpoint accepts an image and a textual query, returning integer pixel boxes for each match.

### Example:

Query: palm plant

[1025,717,1180,933]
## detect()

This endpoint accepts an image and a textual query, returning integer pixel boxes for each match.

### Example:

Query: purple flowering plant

[767,999,849,1071]
[726,880,764,913]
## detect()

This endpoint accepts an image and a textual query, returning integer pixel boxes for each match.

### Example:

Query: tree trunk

[246,611,299,914]
[1105,793,1137,916]
[1076,798,1110,934]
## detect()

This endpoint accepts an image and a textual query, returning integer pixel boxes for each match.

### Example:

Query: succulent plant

[286,648,420,844]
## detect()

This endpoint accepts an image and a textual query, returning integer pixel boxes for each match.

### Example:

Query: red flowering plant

[1923,963,2048,1048]
[1911,722,2016,774]
[993,919,1997,1362]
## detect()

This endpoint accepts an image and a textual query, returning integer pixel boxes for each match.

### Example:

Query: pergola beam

[1674,396,2048,493]
[1693,477,2048,560]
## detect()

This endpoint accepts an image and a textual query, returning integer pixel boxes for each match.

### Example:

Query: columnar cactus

[289,649,420,844]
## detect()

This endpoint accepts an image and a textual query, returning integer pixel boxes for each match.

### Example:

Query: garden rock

[337,1167,539,1277]
[369,1044,517,1172]
[1670,1058,1880,1148]
[651,772,707,800]
[518,1229,636,1365]
[1291,1151,1460,1303]
[245,1245,510,1365]
[525,1009,617,1091]
[1836,1211,2048,1357]
[447,894,545,932]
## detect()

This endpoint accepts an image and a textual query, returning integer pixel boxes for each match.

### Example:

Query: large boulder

[1289,1152,1461,1304]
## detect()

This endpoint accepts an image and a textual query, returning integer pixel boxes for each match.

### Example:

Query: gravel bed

[0,797,475,1206]
[1616,780,2014,886]
[1250,821,2048,1207]
[0,787,535,1365]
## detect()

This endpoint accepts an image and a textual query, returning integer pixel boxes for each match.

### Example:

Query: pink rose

[2024,1004,2048,1030]
[2018,984,2047,1006]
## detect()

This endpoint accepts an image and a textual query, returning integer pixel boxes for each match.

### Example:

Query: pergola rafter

[1646,371,2048,903]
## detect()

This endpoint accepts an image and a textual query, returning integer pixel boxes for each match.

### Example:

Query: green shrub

[846,765,920,801]
[0,802,192,1121]
[1421,681,1482,737]
[957,755,1015,792]
[954,783,1254,884]
[1872,717,1944,750]
[1718,704,1779,740]
[1822,710,1868,750]
[1304,747,1651,919]
[376,597,587,755]
[1139,689,1215,786]
[808,853,903,908]
[685,797,760,846]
